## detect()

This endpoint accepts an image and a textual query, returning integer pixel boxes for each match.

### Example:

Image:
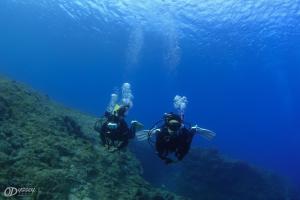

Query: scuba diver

[94,83,143,152]
[136,95,216,164]
[155,112,196,164]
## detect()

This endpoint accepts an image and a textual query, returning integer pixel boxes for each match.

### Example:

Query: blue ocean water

[1,0,300,188]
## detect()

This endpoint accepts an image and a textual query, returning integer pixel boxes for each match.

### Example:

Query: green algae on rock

[0,75,185,200]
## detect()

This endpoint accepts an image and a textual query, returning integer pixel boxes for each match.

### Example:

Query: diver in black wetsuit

[95,105,142,152]
[94,83,143,152]
[155,113,197,164]
[135,95,216,163]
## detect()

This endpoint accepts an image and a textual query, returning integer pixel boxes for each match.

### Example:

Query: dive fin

[135,130,150,141]
[135,129,157,142]
[131,120,144,132]
[197,127,216,141]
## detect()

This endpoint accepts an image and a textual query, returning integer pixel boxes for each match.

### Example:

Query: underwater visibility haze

[1,0,300,198]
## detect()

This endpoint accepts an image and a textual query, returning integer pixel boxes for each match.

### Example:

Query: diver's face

[168,120,182,132]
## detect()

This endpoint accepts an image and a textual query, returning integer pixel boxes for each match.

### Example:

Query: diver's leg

[117,139,129,150]
[100,132,107,146]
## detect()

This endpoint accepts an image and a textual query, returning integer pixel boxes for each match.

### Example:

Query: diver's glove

[131,120,144,132]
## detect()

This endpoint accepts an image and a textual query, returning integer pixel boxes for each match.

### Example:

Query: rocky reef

[173,148,299,200]
[0,75,185,200]
[131,142,300,200]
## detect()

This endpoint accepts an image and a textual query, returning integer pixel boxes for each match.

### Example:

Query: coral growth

[0,75,184,200]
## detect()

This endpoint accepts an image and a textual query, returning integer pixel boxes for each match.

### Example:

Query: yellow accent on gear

[113,104,120,112]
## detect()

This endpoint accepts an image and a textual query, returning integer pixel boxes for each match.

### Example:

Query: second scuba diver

[94,83,143,152]
[136,95,216,164]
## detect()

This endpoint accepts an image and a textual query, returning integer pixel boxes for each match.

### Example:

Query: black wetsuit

[155,125,195,163]
[100,112,135,150]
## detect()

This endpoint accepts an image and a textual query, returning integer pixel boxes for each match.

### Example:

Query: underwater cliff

[132,142,300,200]
[0,75,184,200]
